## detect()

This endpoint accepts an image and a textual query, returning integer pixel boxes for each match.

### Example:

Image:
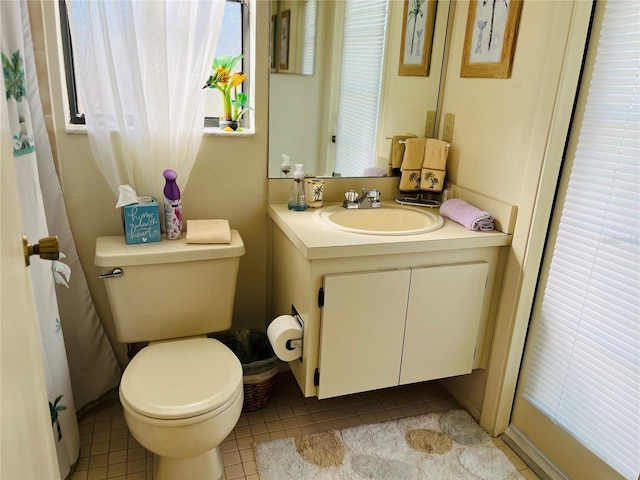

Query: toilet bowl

[120,337,243,479]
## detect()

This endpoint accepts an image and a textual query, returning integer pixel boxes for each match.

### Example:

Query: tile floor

[69,370,540,480]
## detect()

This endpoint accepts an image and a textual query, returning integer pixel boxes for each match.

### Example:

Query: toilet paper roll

[267,314,303,362]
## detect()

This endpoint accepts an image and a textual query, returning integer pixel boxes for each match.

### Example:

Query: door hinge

[314,368,320,386]
[318,287,324,307]
[485,276,488,288]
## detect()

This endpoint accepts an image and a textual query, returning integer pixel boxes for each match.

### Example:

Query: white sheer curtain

[66,0,225,201]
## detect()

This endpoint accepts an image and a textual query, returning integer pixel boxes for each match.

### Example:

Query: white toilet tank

[95,232,245,343]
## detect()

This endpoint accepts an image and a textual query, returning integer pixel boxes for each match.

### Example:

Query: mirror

[269,0,451,178]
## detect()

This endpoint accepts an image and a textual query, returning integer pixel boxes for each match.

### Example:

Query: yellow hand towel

[423,138,449,170]
[388,134,417,171]
[420,139,449,192]
[186,219,231,244]
[399,138,426,192]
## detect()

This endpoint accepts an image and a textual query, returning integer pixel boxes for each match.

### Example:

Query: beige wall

[32,0,591,431]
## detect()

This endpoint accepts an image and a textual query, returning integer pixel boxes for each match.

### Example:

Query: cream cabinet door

[400,263,488,385]
[317,270,411,399]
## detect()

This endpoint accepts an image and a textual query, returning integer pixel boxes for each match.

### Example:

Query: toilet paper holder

[287,304,304,346]
[286,338,303,350]
[268,305,305,363]
[288,305,304,356]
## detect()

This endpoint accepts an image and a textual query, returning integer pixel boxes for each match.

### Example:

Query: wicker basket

[210,329,279,412]
[242,365,279,412]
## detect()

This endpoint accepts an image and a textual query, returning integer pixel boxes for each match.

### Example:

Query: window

[204,1,247,128]
[58,0,248,128]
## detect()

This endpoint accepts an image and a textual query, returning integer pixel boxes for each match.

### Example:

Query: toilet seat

[120,337,242,421]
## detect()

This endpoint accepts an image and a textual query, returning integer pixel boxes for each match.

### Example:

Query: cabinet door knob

[22,235,59,266]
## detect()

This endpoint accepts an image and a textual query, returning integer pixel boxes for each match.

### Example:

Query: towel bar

[397,139,451,149]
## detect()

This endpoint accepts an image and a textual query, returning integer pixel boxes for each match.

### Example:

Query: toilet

[95,232,246,480]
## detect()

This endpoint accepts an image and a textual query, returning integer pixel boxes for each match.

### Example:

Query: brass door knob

[22,235,60,266]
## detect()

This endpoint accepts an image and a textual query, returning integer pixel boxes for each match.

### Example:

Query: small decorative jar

[304,178,324,208]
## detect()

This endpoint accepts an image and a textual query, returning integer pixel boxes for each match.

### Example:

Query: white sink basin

[313,204,444,235]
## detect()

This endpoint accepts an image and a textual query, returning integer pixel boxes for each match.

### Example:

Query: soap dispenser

[288,164,308,211]
[280,154,292,178]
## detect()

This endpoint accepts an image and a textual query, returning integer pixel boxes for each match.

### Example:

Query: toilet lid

[120,337,242,420]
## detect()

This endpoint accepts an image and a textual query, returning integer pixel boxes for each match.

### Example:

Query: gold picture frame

[460,0,523,78]
[398,0,438,77]
[270,14,277,70]
[279,9,290,71]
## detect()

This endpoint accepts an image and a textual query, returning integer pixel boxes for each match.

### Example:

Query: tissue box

[122,198,161,244]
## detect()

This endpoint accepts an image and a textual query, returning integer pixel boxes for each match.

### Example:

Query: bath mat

[254,409,523,480]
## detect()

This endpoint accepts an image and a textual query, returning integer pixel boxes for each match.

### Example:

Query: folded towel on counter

[362,167,388,177]
[186,219,231,244]
[389,134,417,172]
[421,139,449,192]
[439,199,495,231]
[399,138,426,192]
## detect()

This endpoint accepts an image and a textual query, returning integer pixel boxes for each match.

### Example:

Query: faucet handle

[345,190,358,202]
[368,189,381,202]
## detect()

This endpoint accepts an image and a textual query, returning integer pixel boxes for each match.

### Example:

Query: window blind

[334,0,388,177]
[301,0,316,76]
[522,2,640,479]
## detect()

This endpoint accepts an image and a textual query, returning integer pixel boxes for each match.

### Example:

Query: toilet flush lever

[99,268,123,279]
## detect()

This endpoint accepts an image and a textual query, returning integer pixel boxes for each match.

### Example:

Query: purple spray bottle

[163,169,182,240]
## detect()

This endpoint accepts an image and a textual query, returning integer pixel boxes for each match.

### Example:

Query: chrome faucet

[343,188,382,209]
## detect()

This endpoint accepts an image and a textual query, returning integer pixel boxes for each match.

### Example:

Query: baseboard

[502,425,571,480]
[438,379,482,421]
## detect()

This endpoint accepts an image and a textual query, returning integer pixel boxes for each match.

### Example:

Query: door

[1,90,60,475]
[400,263,488,385]
[509,2,638,479]
[317,270,410,399]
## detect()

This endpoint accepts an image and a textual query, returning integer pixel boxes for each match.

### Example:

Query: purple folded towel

[439,199,494,231]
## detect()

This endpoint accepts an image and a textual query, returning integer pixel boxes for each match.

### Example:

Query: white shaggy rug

[254,409,524,480]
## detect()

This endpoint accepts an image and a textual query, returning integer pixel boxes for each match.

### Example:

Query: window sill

[65,124,87,134]
[65,124,255,137]
[203,127,255,137]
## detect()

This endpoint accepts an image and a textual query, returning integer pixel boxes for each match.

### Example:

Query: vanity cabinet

[318,263,488,399]
[267,199,514,399]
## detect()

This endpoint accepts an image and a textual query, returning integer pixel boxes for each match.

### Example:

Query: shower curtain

[1,1,121,477]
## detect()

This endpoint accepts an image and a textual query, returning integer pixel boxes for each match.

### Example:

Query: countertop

[268,202,513,260]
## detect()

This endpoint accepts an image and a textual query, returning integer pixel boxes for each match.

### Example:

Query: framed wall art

[399,0,438,76]
[279,9,290,71]
[460,0,523,78]
[270,14,277,70]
